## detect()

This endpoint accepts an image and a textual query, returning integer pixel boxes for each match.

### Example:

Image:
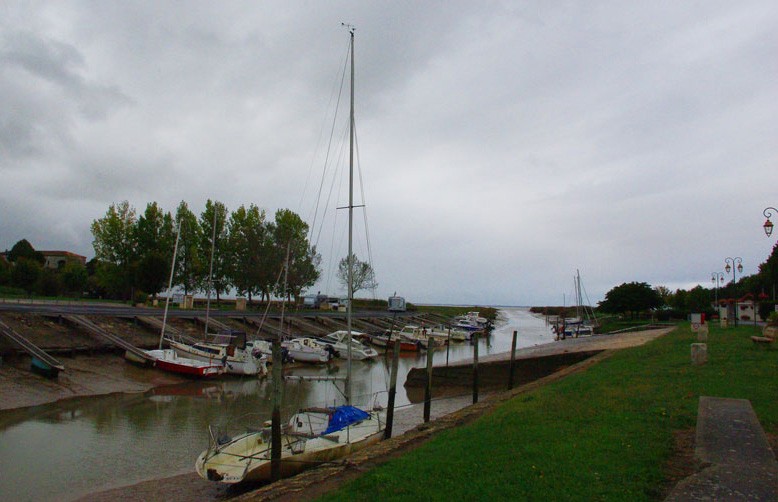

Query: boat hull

[168,340,266,376]
[146,349,224,377]
[30,357,60,379]
[196,412,384,484]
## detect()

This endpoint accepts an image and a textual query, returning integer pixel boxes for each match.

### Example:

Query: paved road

[0,299,416,319]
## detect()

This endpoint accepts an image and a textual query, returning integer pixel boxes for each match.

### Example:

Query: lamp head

[765,218,774,237]
[725,263,731,274]
[737,263,743,273]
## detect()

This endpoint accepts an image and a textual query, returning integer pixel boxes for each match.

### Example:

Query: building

[40,251,87,270]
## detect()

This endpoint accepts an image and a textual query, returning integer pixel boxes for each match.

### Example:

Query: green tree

[11,258,41,294]
[686,285,711,313]
[173,201,202,295]
[61,260,88,297]
[37,269,62,297]
[91,201,137,299]
[8,239,44,264]
[757,241,778,300]
[337,253,377,296]
[227,204,269,302]
[669,288,688,311]
[0,257,10,285]
[134,202,175,299]
[199,200,231,303]
[271,209,320,301]
[598,281,661,318]
[654,285,671,307]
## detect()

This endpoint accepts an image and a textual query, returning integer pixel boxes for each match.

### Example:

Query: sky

[1,1,777,306]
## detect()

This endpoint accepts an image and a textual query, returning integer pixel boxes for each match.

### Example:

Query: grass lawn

[317,323,777,501]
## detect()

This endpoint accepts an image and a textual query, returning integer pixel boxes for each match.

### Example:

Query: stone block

[691,343,707,366]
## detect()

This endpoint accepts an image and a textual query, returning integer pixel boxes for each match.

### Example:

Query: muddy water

[0,308,551,501]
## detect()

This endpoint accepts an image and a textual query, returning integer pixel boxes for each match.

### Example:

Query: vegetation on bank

[317,323,777,501]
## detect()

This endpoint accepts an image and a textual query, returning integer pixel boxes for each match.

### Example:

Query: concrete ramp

[0,318,65,377]
[666,397,778,501]
[60,315,153,363]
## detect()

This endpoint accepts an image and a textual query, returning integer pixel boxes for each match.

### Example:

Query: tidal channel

[0,307,551,501]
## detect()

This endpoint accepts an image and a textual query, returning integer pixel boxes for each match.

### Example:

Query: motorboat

[317,330,379,360]
[282,337,335,363]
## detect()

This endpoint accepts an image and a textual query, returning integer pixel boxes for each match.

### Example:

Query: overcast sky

[2,1,777,306]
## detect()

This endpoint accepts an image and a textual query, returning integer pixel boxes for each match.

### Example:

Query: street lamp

[711,272,725,305]
[764,207,777,237]
[724,257,743,326]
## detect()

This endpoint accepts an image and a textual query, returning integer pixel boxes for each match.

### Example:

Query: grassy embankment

[317,323,777,501]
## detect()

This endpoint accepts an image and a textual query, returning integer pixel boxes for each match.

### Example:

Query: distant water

[0,307,552,502]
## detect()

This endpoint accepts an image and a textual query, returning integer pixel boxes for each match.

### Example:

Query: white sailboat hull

[195,409,384,484]
[168,340,267,376]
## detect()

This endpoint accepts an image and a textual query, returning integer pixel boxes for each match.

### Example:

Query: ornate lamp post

[711,272,725,306]
[724,257,743,326]
[764,207,777,237]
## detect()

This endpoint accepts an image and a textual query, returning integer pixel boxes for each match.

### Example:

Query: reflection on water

[0,308,551,501]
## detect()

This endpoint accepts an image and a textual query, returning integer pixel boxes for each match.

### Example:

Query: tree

[686,285,712,313]
[61,260,88,297]
[228,204,269,302]
[337,253,377,296]
[134,202,175,299]
[0,257,10,285]
[199,200,231,303]
[173,201,202,295]
[598,281,661,318]
[654,285,671,307]
[11,258,41,294]
[271,209,320,301]
[8,239,44,264]
[91,201,137,299]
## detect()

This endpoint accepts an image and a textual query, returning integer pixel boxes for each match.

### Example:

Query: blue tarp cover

[323,405,370,435]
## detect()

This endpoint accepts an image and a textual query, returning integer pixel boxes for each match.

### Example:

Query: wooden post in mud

[446,327,451,367]
[384,340,401,439]
[423,342,434,422]
[270,337,282,480]
[508,330,518,389]
[472,333,479,404]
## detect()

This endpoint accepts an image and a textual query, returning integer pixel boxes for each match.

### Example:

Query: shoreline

[71,329,672,502]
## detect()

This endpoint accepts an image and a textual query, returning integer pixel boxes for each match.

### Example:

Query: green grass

[317,323,778,501]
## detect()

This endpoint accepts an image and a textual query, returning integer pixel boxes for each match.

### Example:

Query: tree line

[598,240,778,320]
[89,200,321,303]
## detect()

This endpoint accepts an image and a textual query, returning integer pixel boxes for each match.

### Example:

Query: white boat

[196,403,384,483]
[282,337,335,363]
[140,222,224,378]
[317,330,379,360]
[196,29,385,484]
[169,331,267,376]
[394,325,444,348]
[554,270,598,340]
[145,349,224,378]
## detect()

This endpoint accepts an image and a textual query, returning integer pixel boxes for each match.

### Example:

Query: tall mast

[159,222,181,350]
[346,26,355,406]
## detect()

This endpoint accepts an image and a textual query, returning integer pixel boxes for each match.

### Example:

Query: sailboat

[168,206,268,376]
[141,221,225,377]
[556,270,598,338]
[195,27,385,483]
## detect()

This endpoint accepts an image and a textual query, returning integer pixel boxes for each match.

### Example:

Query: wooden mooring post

[384,340,401,439]
[423,342,434,422]
[270,336,282,481]
[473,333,479,404]
[508,330,518,389]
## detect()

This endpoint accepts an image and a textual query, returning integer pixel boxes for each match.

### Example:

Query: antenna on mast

[341,22,355,33]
